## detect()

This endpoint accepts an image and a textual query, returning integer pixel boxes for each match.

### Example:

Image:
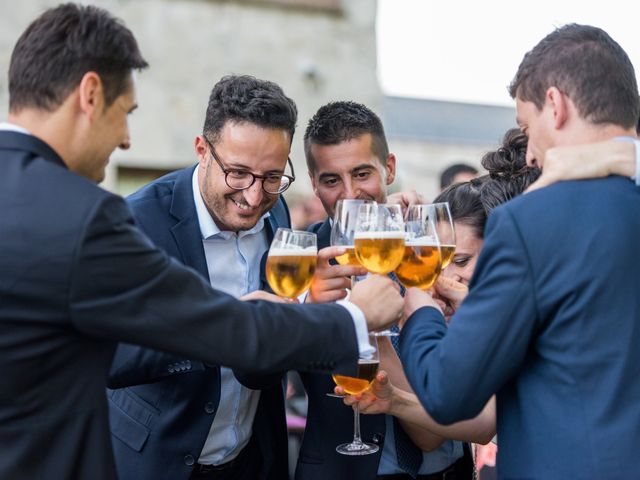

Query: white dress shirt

[192,169,268,465]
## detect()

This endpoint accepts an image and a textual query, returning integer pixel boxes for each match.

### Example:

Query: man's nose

[242,180,264,206]
[526,148,537,168]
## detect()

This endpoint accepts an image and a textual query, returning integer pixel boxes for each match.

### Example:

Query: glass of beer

[353,203,405,274]
[265,228,317,299]
[331,199,371,267]
[332,334,380,455]
[395,204,443,290]
[432,202,456,268]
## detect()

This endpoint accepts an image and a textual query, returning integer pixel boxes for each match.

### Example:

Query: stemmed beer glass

[265,228,317,299]
[330,199,371,267]
[431,202,456,268]
[394,204,443,290]
[332,334,380,455]
[353,203,405,336]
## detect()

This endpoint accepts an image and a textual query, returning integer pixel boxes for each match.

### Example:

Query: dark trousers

[189,438,261,480]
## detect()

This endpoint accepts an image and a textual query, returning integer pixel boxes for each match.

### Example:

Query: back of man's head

[9,3,147,113]
[304,101,389,172]
[509,23,639,130]
[202,75,298,144]
[440,163,478,190]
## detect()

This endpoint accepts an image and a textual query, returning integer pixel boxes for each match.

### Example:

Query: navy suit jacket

[296,219,387,479]
[107,166,291,479]
[401,177,640,479]
[0,131,359,480]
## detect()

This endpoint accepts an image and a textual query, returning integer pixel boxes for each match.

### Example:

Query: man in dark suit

[296,101,468,480]
[393,24,640,479]
[108,75,301,480]
[0,5,403,479]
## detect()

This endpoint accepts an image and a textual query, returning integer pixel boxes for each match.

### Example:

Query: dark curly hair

[480,128,540,214]
[434,128,540,239]
[203,75,297,145]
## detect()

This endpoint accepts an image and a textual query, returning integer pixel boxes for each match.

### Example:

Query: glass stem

[352,404,363,445]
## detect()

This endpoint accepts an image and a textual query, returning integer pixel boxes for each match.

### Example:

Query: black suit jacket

[108,166,290,479]
[0,131,359,480]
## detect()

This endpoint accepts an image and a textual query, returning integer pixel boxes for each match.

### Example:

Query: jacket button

[184,454,195,466]
[372,433,384,444]
[204,402,215,414]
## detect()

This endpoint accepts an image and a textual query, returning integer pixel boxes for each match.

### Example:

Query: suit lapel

[316,218,332,249]
[168,166,210,281]
[260,198,291,290]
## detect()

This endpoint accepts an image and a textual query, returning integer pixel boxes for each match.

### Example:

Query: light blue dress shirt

[191,169,269,465]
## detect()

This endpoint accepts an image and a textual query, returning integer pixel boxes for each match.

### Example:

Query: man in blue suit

[391,24,640,479]
[108,75,305,480]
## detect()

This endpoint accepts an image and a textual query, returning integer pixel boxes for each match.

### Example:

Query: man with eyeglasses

[107,75,307,480]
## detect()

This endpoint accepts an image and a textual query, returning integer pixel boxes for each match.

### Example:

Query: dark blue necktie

[387,274,422,478]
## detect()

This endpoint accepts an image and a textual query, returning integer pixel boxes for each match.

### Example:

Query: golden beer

[332,360,380,395]
[334,247,360,266]
[354,232,405,274]
[395,243,442,290]
[439,245,456,268]
[266,249,317,298]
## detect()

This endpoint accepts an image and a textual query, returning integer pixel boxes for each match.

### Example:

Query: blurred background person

[439,162,479,191]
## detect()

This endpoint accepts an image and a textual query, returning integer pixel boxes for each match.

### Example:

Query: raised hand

[402,287,443,327]
[307,246,367,304]
[433,276,468,321]
[336,370,394,415]
[351,275,403,331]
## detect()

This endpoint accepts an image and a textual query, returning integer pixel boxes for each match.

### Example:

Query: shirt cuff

[336,300,375,358]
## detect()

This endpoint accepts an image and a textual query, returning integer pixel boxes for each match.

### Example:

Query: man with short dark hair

[297,101,471,480]
[108,75,301,480]
[0,5,403,479]
[395,24,640,479]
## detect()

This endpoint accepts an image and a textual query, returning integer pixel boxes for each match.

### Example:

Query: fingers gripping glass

[203,136,295,194]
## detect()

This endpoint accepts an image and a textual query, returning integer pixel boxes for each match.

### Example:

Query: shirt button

[184,454,195,466]
[204,402,215,414]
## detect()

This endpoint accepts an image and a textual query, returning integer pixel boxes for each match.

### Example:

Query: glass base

[336,441,379,456]
[371,329,399,337]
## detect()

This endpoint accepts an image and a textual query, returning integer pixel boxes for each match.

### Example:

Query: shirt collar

[191,167,269,240]
[0,122,30,134]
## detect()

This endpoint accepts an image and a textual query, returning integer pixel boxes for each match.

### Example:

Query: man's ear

[384,153,396,186]
[546,86,569,130]
[195,135,209,166]
[78,72,104,122]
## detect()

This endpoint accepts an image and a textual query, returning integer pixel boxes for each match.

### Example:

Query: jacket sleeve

[400,207,539,424]
[69,195,360,377]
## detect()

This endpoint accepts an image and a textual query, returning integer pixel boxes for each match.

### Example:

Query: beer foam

[268,246,318,256]
[353,231,406,240]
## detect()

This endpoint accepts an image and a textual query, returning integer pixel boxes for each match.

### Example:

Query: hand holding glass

[332,334,380,455]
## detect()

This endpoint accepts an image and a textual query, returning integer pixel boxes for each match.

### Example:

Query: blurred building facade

[1,0,517,204]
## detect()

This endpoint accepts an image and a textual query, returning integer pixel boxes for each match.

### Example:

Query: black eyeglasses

[203,137,295,194]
